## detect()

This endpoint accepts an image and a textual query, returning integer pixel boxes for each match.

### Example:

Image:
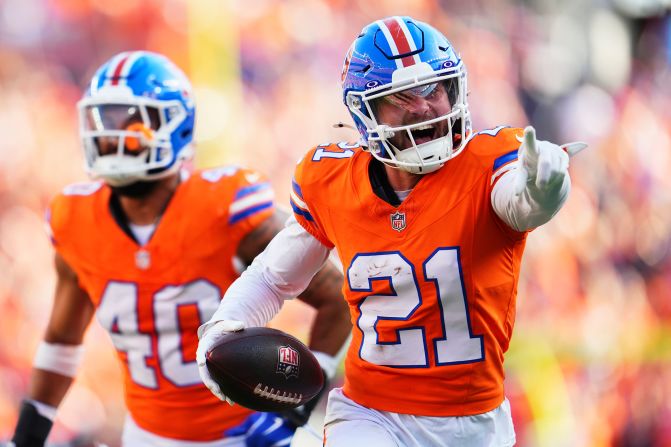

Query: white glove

[196,319,245,404]
[514,126,588,195]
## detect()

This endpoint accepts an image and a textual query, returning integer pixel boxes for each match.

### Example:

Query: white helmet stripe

[376,17,422,69]
[376,19,404,69]
[91,52,129,93]
[117,51,144,85]
[104,52,131,86]
[395,17,422,66]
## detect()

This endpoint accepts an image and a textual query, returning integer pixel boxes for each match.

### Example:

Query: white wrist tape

[33,342,84,378]
[312,351,337,380]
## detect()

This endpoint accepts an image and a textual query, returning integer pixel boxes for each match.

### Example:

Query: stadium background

[0,0,669,445]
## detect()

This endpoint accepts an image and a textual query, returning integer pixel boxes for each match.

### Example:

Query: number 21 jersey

[291,128,528,417]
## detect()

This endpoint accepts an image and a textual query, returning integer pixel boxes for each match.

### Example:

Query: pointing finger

[523,126,539,159]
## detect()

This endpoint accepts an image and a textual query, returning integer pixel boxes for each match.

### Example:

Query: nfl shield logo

[390,211,406,232]
[276,345,300,379]
[135,249,151,270]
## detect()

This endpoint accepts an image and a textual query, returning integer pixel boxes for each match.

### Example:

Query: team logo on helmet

[390,211,406,232]
[276,345,300,379]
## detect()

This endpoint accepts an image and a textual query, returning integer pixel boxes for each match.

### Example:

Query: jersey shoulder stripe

[191,166,275,228]
[466,126,523,170]
[289,178,314,222]
[490,149,519,186]
[492,149,518,171]
[229,202,273,225]
[228,182,274,224]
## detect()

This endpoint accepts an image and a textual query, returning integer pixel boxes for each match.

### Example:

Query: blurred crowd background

[0,0,670,446]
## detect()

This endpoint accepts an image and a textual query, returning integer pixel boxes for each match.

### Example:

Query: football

[205,327,325,412]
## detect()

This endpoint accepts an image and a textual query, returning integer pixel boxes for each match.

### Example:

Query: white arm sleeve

[491,167,571,232]
[206,216,331,330]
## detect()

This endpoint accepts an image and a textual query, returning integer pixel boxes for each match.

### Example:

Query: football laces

[253,383,303,405]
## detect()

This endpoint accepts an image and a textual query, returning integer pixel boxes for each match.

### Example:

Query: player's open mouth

[409,124,437,145]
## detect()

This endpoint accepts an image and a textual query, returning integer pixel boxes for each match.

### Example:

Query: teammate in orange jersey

[197,16,588,446]
[10,51,350,447]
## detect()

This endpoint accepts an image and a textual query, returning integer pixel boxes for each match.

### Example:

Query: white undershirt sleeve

[205,216,331,331]
[491,167,571,232]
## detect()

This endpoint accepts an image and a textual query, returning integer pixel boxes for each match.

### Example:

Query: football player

[10,51,350,447]
[197,16,587,447]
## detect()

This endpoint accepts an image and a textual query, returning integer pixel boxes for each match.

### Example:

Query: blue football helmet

[341,17,471,174]
[78,51,195,186]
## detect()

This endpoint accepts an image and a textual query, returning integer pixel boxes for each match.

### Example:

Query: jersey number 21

[348,248,484,367]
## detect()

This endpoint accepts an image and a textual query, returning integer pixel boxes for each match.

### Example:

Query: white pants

[122,416,245,447]
[323,388,516,447]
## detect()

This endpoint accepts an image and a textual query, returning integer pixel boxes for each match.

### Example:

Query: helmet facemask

[78,86,192,187]
[346,62,470,174]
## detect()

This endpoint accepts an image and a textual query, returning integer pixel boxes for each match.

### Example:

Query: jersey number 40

[96,280,220,388]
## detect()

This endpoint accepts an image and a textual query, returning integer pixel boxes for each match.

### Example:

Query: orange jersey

[291,128,527,417]
[47,167,275,441]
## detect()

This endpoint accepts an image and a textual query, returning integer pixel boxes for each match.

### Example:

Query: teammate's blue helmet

[78,51,195,186]
[341,17,471,174]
